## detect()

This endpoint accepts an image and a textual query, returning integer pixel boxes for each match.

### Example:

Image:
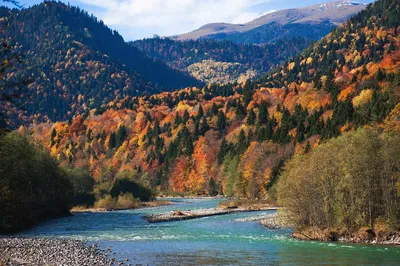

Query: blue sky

[3,0,373,41]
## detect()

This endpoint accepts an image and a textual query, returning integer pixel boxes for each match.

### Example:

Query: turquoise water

[18,198,400,265]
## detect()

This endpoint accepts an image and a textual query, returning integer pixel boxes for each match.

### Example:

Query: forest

[133,37,313,84]
[1,0,400,236]
[0,131,72,232]
[202,22,335,45]
[25,0,400,209]
[0,1,201,128]
[278,125,400,240]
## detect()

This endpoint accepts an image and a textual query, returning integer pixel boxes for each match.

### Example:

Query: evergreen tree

[208,177,218,196]
[197,105,204,121]
[246,108,256,125]
[218,138,229,165]
[237,129,247,154]
[50,128,57,146]
[217,111,226,131]
[116,125,127,148]
[182,110,190,125]
[200,117,209,135]
[257,101,269,125]
[109,132,117,150]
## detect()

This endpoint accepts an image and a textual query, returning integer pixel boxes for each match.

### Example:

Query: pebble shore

[145,207,279,223]
[0,237,126,266]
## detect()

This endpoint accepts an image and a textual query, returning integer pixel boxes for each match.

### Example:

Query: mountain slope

[173,0,368,43]
[27,0,400,199]
[209,22,334,45]
[132,37,313,84]
[0,2,201,127]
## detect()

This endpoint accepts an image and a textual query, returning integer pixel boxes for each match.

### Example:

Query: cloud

[75,0,272,40]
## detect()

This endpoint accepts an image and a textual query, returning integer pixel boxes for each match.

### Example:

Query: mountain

[26,0,399,201]
[132,1,370,85]
[132,37,313,84]
[0,2,201,127]
[173,0,368,44]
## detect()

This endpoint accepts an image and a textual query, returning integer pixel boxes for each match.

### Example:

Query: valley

[1,0,400,265]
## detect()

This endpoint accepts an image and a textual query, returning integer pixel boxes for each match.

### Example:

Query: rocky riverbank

[292,227,400,246]
[145,207,279,223]
[0,238,127,266]
[233,212,293,229]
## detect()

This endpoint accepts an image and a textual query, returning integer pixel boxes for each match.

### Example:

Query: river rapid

[17,198,400,265]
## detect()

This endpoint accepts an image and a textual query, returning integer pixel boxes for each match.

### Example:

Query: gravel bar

[0,237,127,266]
[145,207,279,223]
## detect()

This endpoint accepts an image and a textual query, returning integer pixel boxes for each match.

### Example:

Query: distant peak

[319,0,366,10]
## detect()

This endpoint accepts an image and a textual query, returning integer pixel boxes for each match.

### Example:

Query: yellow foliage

[288,62,296,71]
[353,89,373,108]
[274,112,283,125]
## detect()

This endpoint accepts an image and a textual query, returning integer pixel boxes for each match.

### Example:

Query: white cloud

[76,0,272,40]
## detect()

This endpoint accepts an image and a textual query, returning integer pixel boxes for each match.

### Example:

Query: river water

[18,198,400,265]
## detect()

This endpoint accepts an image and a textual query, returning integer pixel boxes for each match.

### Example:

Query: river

[18,198,400,265]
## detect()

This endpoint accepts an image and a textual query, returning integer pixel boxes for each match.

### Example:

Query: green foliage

[213,23,334,45]
[64,167,95,207]
[257,101,269,126]
[218,138,230,165]
[0,132,73,233]
[133,36,314,83]
[278,128,400,231]
[1,2,201,127]
[246,108,256,125]
[217,111,226,131]
[110,178,154,202]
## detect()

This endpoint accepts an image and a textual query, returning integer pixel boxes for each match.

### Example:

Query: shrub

[94,195,116,210]
[116,193,141,209]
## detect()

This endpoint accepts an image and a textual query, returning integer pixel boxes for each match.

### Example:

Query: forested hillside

[25,0,400,205]
[0,1,201,128]
[201,22,334,45]
[133,37,312,84]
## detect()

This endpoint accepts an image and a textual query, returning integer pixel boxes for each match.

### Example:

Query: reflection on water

[18,198,400,266]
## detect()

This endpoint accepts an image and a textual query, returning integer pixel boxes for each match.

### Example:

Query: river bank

[235,212,400,246]
[0,238,126,266]
[71,200,173,213]
[292,227,400,246]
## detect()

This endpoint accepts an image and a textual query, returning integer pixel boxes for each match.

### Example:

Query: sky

[3,0,374,41]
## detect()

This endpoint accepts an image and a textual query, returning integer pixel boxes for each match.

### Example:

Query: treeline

[0,131,72,233]
[278,128,400,234]
[205,22,334,45]
[0,130,156,232]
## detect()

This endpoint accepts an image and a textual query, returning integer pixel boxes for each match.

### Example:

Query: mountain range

[133,1,371,85]
[173,0,368,42]
[0,2,201,127]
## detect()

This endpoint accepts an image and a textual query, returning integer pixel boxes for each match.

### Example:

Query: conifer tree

[246,108,256,125]
[217,111,226,131]
[218,138,229,165]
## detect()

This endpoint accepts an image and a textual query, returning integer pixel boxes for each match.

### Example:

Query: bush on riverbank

[94,193,141,210]
[277,128,400,239]
[218,199,277,210]
[0,132,73,233]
